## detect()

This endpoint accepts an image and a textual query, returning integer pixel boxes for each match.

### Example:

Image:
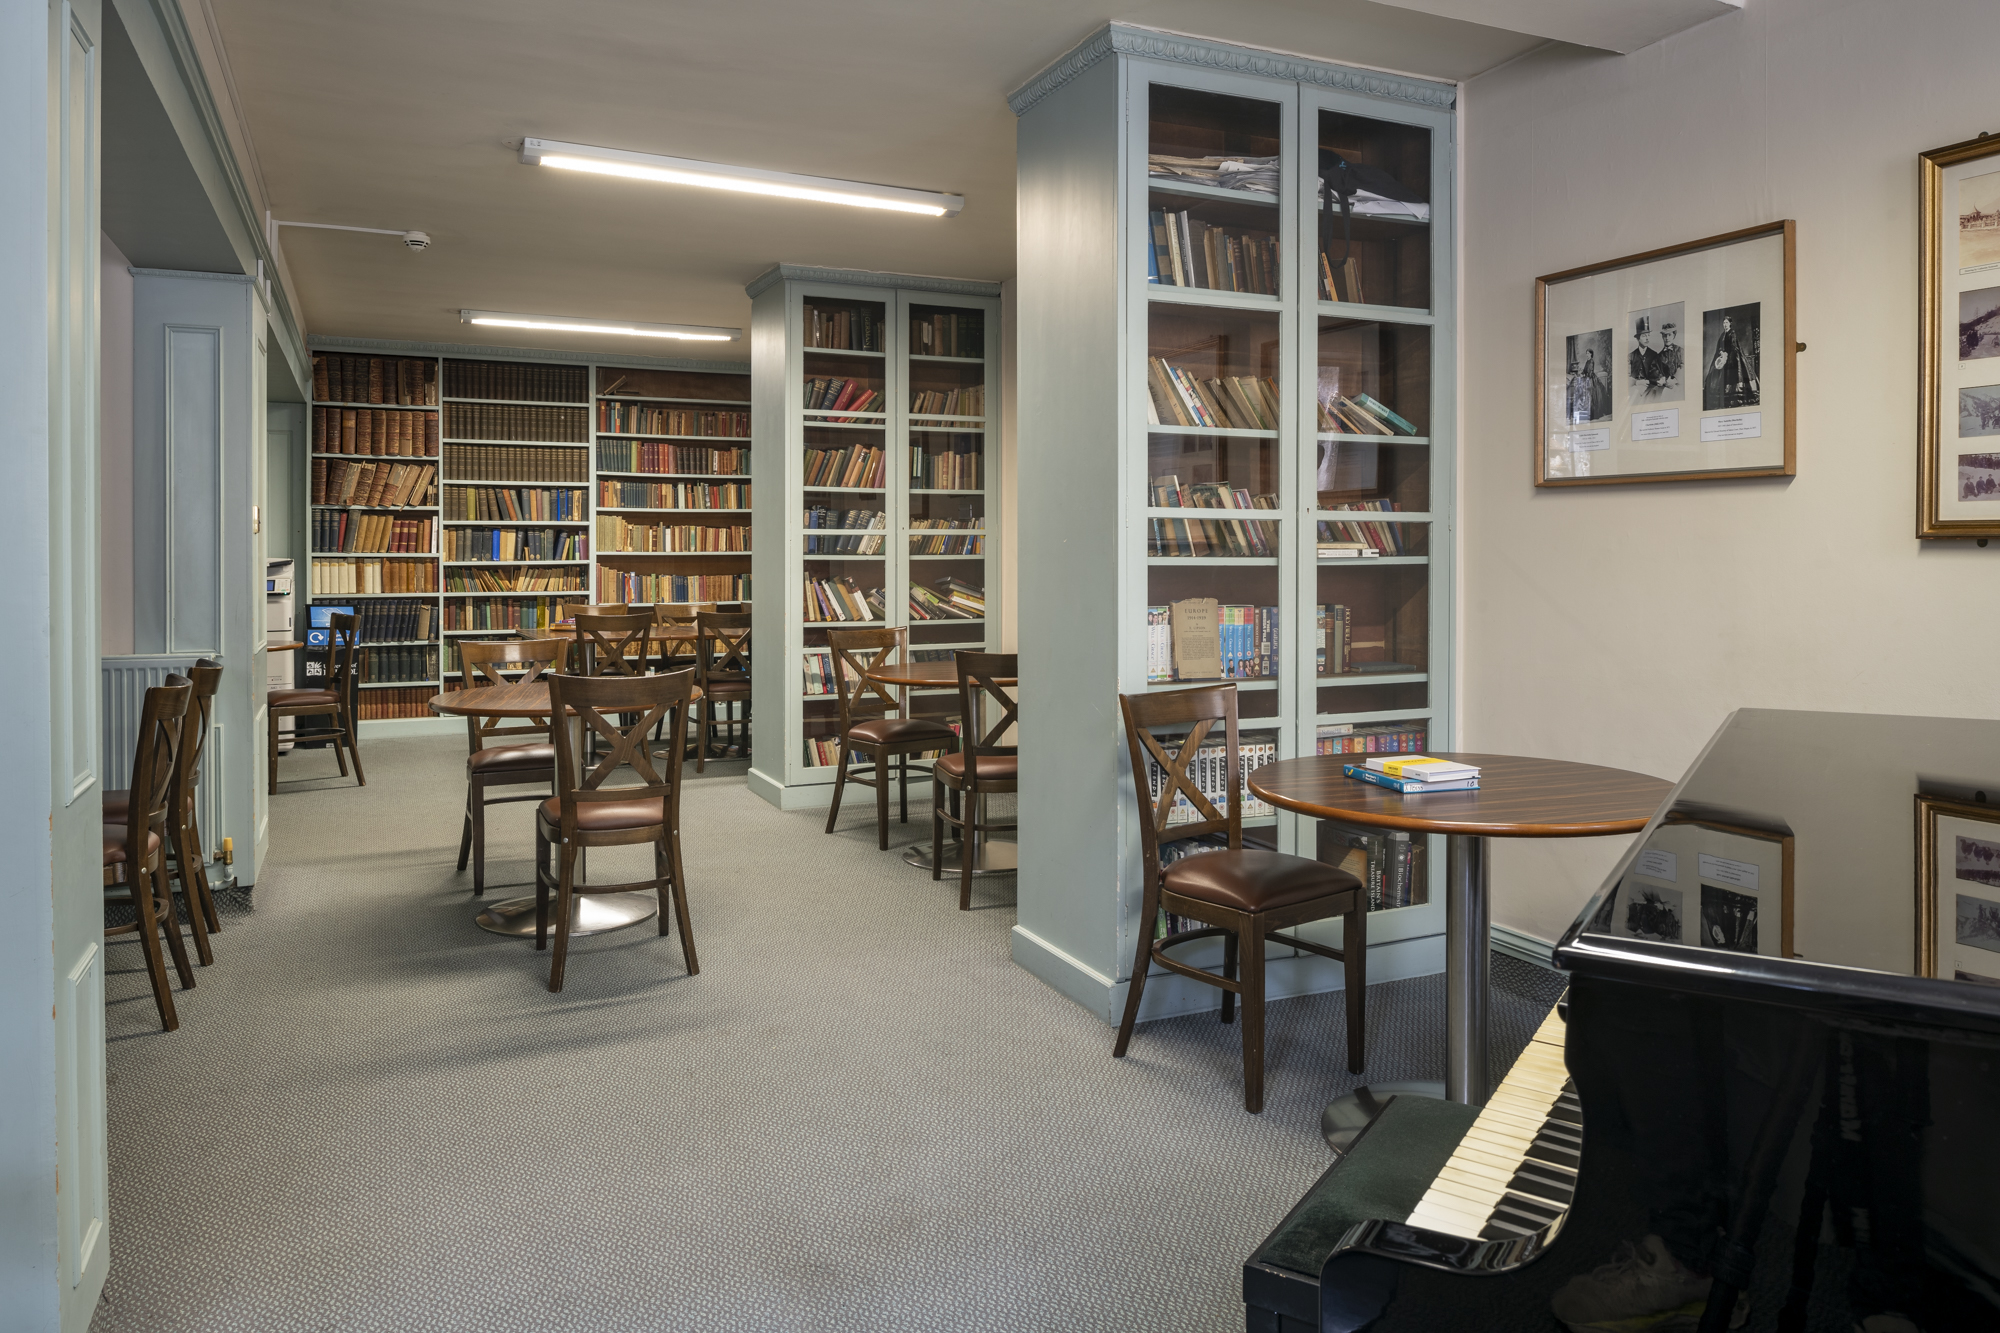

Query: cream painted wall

[1460,0,2000,945]
[101,234,134,655]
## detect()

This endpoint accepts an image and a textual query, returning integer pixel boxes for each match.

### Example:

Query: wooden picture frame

[1598,812,1795,957]
[1915,794,2000,983]
[1918,134,2000,537]
[1534,221,1797,487]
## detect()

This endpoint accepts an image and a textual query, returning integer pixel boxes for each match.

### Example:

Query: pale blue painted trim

[307,334,749,377]
[1007,22,1458,117]
[744,263,1002,300]
[127,266,251,284]
[1492,923,1559,969]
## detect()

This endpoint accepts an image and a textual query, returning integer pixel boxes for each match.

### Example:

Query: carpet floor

[94,735,1563,1333]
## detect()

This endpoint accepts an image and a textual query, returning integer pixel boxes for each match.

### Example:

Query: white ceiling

[212,0,1559,362]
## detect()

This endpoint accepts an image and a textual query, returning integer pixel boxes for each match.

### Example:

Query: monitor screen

[305,604,353,647]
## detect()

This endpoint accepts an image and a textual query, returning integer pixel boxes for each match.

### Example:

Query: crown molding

[745,264,1002,300]
[306,335,748,375]
[128,266,255,285]
[1007,22,1457,117]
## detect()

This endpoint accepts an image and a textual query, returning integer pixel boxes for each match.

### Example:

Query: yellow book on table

[1366,755,1481,782]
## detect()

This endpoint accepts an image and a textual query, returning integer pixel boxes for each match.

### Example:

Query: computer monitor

[305,604,354,648]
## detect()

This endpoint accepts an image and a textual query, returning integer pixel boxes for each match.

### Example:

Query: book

[1365,755,1480,781]
[1343,764,1478,794]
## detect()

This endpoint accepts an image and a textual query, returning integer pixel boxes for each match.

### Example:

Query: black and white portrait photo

[1701,303,1760,411]
[1961,385,2000,437]
[1627,303,1684,403]
[1621,884,1683,943]
[1959,453,2000,500]
[1960,285,2000,360]
[1963,168,2000,271]
[1957,833,2000,885]
[1564,328,1612,423]
[1955,891,2000,955]
[1700,884,1759,953]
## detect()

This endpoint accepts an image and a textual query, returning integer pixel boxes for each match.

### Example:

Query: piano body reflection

[1244,709,2000,1332]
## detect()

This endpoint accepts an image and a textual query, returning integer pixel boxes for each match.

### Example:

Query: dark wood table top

[543,623,698,641]
[428,680,702,719]
[1247,752,1671,838]
[864,660,1018,688]
[266,641,305,652]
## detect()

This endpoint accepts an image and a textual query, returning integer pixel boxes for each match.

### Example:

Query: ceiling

[209,0,1560,363]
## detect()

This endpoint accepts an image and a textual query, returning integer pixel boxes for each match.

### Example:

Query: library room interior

[10,0,2000,1330]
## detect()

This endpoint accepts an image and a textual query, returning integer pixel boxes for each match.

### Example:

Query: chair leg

[124,866,180,1033]
[168,831,213,968]
[1221,930,1238,1025]
[1344,901,1368,1074]
[267,708,280,796]
[154,857,198,990]
[1113,891,1161,1059]
[958,790,976,911]
[330,713,349,779]
[931,774,945,882]
[457,788,474,872]
[898,753,908,824]
[665,833,699,974]
[470,780,488,896]
[875,750,891,850]
[950,786,962,842]
[695,699,708,774]
[183,806,220,935]
[533,827,552,951]
[342,705,367,787]
[824,746,850,834]
[549,843,577,992]
[1240,927,1267,1114]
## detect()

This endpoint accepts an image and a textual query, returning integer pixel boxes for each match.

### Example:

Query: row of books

[1319,253,1367,306]
[1318,391,1417,437]
[805,444,887,489]
[596,441,748,476]
[361,645,437,685]
[908,577,984,621]
[1321,824,1426,911]
[801,648,841,698]
[352,686,437,722]
[912,311,983,359]
[594,517,750,553]
[444,485,586,523]
[445,445,588,484]
[1147,515,1276,558]
[312,407,439,456]
[803,576,887,623]
[909,386,984,417]
[442,359,587,404]
[312,512,435,555]
[595,403,750,438]
[1146,603,1279,682]
[1151,476,1279,511]
[1148,153,1278,196]
[310,558,438,596]
[445,568,589,593]
[1315,721,1428,755]
[442,598,569,632]
[311,460,437,508]
[803,734,851,767]
[1146,360,1281,431]
[441,527,586,562]
[322,598,434,644]
[313,353,436,406]
[910,437,981,490]
[909,518,984,555]
[803,377,884,418]
[597,571,750,604]
[601,480,748,510]
[804,505,885,530]
[1319,512,1411,557]
[1147,211,1280,295]
[1145,738,1278,826]
[444,403,590,444]
[806,533,884,554]
[805,304,882,352]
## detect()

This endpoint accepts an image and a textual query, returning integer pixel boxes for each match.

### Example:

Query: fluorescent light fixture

[459,309,738,342]
[519,137,963,218]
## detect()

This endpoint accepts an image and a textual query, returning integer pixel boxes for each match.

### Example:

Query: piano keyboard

[1403,1005,1583,1241]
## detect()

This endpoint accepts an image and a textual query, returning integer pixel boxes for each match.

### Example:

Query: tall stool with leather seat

[931,651,1018,910]
[1114,684,1369,1113]
[824,627,957,849]
[533,669,698,993]
[692,610,751,771]
[269,612,365,793]
[455,637,566,895]
[106,657,223,964]
[105,675,196,1032]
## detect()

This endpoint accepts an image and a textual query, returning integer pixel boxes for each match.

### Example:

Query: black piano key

[1525,1133,1581,1172]
[1480,1216,1539,1240]
[1493,1193,1565,1227]
[1507,1165,1574,1207]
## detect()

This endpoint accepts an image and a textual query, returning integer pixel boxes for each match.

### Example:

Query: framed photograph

[1535,221,1796,487]
[1915,795,2000,984]
[1918,134,2000,536]
[1597,813,1795,957]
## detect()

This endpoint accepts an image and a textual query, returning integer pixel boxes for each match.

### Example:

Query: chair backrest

[825,626,908,732]
[954,651,1017,785]
[176,658,224,812]
[1117,684,1242,878]
[126,675,194,868]
[695,611,752,690]
[562,602,630,620]
[326,613,362,692]
[653,602,715,626]
[458,638,567,749]
[573,611,653,678]
[544,669,694,831]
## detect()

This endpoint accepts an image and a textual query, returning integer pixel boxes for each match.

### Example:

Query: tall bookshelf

[305,341,751,731]
[1010,26,1456,1021]
[744,266,1001,809]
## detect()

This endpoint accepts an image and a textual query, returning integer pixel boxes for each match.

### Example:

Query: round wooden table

[861,658,1019,875]
[429,681,702,939]
[1249,752,1669,1119]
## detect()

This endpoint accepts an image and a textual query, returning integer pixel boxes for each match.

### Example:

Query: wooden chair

[693,610,751,772]
[931,651,1018,910]
[534,670,698,993]
[105,658,224,966]
[823,627,957,849]
[455,638,567,895]
[1114,684,1369,1113]
[269,612,365,793]
[652,602,712,671]
[561,601,629,620]
[105,675,196,1032]
[572,610,653,678]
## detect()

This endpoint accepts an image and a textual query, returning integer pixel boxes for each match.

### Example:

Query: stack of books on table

[1342,755,1480,793]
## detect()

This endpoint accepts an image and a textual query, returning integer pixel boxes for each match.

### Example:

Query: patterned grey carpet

[94,735,1563,1333]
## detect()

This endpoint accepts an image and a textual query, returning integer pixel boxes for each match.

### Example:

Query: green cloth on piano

[1259,1095,1482,1276]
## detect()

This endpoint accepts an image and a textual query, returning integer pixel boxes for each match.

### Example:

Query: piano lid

[1560,707,2000,992]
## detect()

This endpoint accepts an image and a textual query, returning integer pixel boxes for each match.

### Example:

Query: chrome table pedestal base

[474,891,658,938]
[1321,1081,1448,1157]
[901,838,1017,876]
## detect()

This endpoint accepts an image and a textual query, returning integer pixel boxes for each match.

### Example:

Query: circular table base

[901,839,1017,876]
[1321,1080,1447,1157]
[474,891,659,938]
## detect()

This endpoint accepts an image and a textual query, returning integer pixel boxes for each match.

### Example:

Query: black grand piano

[1244,709,2000,1332]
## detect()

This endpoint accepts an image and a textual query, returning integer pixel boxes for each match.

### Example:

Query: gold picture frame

[1915,794,2000,982]
[1918,134,2000,537]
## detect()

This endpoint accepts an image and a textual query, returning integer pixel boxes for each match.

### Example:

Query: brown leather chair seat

[537,795,666,833]
[103,824,163,864]
[934,752,1018,783]
[102,788,131,820]
[702,680,752,700]
[846,716,955,746]
[270,688,339,707]
[1163,848,1361,914]
[468,743,555,774]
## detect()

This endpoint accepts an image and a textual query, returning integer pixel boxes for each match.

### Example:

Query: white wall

[1460,0,2000,945]
[101,234,133,654]
[999,276,1018,652]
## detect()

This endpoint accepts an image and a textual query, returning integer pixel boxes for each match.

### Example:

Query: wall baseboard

[1492,923,1558,969]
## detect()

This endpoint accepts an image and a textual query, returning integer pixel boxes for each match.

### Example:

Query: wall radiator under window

[100,655,223,857]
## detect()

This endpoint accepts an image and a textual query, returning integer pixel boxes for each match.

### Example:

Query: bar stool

[823,627,957,849]
[455,637,566,895]
[693,610,751,771]
[106,658,223,965]
[931,651,1017,910]
[269,612,365,793]
[105,675,196,1032]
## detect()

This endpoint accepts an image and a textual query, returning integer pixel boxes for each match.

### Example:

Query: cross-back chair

[693,610,751,772]
[534,670,699,992]
[931,651,1018,910]
[106,658,224,965]
[1114,684,1369,1113]
[269,612,365,793]
[106,675,197,1031]
[455,637,567,895]
[823,627,957,849]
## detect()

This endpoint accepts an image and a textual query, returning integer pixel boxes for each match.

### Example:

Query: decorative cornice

[745,264,1003,300]
[306,335,748,376]
[129,266,255,285]
[1007,22,1457,117]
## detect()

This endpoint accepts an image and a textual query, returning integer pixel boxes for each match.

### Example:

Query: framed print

[1918,135,2000,536]
[1593,814,1795,957]
[1535,221,1796,487]
[1915,795,2000,985]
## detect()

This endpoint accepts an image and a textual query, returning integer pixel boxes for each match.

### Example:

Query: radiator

[101,655,222,855]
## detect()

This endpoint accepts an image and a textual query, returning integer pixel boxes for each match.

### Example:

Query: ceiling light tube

[519,137,963,218]
[459,309,738,342]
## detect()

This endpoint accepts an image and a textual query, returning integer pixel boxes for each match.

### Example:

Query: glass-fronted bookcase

[1011,25,1455,1020]
[744,266,1002,809]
